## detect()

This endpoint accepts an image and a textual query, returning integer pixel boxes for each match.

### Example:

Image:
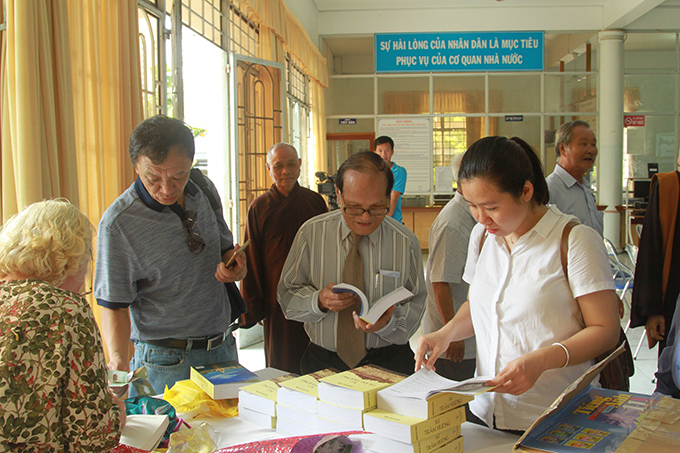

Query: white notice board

[377,117,432,193]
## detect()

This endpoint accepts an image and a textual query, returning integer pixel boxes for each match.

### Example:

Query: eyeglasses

[338,191,389,216]
[341,206,389,216]
[179,210,206,254]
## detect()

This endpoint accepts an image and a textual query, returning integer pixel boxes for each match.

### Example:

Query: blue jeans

[130,333,238,396]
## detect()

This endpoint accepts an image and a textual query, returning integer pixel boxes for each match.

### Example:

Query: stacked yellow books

[363,369,493,453]
[315,364,406,433]
[275,368,337,436]
[236,369,297,429]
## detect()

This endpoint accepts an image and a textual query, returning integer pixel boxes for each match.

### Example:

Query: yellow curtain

[1,1,78,219]
[245,1,328,175]
[1,0,142,336]
[241,0,328,88]
[68,1,142,224]
[67,0,142,331]
[311,79,327,173]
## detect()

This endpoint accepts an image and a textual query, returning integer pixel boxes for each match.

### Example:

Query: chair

[603,238,635,329]
[624,243,649,359]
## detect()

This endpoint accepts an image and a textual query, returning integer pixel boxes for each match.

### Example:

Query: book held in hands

[332,283,413,324]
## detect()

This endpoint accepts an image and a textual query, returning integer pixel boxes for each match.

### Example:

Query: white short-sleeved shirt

[463,205,615,430]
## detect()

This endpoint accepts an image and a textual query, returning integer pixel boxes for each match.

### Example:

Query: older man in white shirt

[546,120,604,236]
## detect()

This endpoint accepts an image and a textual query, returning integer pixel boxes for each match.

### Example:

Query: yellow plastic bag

[164,379,238,419]
[167,423,218,453]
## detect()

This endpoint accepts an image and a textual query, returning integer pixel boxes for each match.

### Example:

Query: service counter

[402,206,443,250]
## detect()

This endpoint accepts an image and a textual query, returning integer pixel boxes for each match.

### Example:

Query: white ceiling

[313,0,616,11]
[314,0,680,62]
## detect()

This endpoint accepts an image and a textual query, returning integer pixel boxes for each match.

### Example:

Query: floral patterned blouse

[0,279,121,452]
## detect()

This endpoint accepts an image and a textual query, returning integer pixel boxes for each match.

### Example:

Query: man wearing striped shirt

[278,151,426,375]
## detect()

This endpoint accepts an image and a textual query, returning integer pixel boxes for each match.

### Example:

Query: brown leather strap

[560,221,580,284]
[654,172,680,297]
[478,230,488,256]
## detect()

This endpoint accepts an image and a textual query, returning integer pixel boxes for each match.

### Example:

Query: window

[286,56,312,186]
[227,0,259,57]
[432,117,467,168]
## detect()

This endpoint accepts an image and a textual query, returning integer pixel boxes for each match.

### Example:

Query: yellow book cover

[378,389,473,419]
[279,368,337,398]
[363,406,465,444]
[239,373,297,401]
[318,364,406,409]
[371,427,463,453]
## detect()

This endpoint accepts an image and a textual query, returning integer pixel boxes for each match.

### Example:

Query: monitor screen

[633,180,651,201]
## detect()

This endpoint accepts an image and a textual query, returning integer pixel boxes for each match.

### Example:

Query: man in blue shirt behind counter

[374,135,407,223]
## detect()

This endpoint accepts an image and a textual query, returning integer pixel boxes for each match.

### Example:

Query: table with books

[180,362,522,453]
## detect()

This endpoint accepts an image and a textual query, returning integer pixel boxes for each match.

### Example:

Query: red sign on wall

[624,115,645,127]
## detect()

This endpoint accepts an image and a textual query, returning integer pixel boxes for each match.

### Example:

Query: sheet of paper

[380,368,492,399]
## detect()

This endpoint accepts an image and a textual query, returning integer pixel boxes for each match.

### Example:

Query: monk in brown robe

[240,143,328,374]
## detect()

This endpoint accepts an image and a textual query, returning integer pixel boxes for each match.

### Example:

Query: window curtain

[383,90,502,144]
[1,1,78,219]
[1,0,142,333]
[240,0,329,173]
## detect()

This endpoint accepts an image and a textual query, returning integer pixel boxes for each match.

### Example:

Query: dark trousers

[432,357,476,381]
[465,405,525,436]
[301,342,416,376]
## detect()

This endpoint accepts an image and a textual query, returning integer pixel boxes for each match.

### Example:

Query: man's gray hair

[267,142,298,164]
[451,152,466,184]
[554,120,591,158]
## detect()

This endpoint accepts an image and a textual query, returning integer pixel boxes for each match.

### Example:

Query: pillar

[598,30,625,247]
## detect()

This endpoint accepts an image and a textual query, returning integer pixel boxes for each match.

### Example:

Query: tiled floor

[239,250,660,395]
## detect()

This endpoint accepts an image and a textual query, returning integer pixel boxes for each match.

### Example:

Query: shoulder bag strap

[560,221,580,284]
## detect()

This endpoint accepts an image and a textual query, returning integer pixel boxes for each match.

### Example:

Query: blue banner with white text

[375,32,544,73]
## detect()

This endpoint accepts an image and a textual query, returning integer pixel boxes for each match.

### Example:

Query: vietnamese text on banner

[375,31,544,73]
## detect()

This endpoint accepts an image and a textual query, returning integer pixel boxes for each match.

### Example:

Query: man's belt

[145,332,228,351]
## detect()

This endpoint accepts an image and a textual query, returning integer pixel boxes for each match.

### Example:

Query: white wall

[284,0,321,49]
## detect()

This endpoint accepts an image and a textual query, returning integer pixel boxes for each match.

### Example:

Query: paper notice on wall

[377,117,432,193]
[434,167,454,193]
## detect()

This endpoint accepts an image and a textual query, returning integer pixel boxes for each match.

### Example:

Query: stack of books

[190,361,260,400]
[363,369,492,453]
[275,368,337,436]
[315,364,406,433]
[237,372,298,429]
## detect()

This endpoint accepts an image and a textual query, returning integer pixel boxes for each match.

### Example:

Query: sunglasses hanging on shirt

[170,204,206,255]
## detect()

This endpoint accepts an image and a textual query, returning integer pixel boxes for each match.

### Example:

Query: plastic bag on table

[167,422,219,453]
[124,395,186,448]
[164,379,238,419]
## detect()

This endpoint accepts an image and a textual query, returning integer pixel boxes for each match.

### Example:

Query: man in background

[95,115,246,394]
[422,152,476,380]
[240,143,327,374]
[546,120,604,236]
[374,136,407,223]
[278,151,425,375]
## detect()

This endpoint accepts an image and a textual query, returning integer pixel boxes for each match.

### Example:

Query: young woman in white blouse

[415,136,620,432]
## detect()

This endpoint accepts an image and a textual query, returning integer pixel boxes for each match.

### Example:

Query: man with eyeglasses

[278,151,426,375]
[95,115,247,395]
[240,143,328,374]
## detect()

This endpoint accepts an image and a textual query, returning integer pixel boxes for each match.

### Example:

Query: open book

[332,283,413,324]
[380,367,494,400]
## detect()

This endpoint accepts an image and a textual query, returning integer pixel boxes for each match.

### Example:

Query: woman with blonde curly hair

[0,199,125,451]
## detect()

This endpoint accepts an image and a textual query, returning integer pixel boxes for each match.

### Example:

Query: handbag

[560,221,634,391]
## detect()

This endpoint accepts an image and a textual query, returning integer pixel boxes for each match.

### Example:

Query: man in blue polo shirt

[374,136,407,222]
[95,115,247,395]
